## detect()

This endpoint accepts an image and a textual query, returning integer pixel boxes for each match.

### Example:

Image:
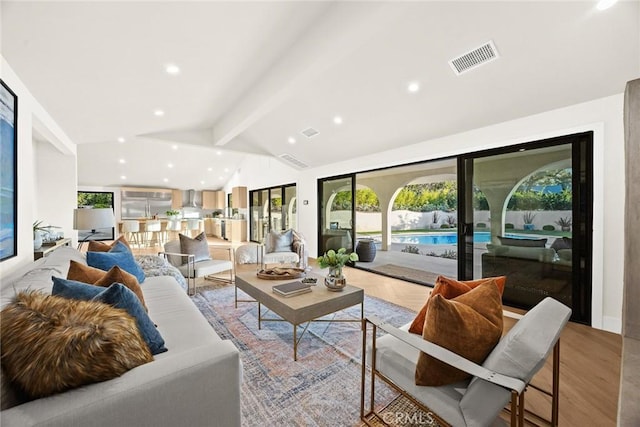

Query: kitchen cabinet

[228,219,247,243]
[171,190,182,209]
[202,191,216,210]
[203,190,225,210]
[232,186,247,209]
[204,218,214,236]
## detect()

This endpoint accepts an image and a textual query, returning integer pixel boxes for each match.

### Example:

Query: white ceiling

[2,1,639,191]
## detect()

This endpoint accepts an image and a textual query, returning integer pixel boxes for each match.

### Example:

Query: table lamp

[73,208,115,250]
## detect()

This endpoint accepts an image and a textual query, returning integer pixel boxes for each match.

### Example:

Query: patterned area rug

[370,264,440,286]
[191,284,417,426]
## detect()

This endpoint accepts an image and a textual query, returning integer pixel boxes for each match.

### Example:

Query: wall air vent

[301,127,320,138]
[278,153,308,169]
[449,40,500,75]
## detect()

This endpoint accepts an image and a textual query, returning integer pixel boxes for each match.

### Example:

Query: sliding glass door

[249,184,296,243]
[459,132,593,324]
[318,175,355,255]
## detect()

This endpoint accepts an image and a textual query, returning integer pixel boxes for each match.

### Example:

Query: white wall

[235,94,625,333]
[0,56,77,276]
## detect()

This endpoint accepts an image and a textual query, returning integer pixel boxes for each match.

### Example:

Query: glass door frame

[249,183,297,243]
[317,173,356,255]
[458,132,593,324]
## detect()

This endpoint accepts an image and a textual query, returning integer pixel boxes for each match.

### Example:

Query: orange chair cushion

[415,280,503,386]
[408,275,506,335]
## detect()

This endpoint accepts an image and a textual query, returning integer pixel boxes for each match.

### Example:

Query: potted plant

[166,209,180,220]
[522,211,536,231]
[317,248,359,291]
[555,216,572,232]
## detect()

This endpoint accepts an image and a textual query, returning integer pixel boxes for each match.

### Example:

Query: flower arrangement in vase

[316,248,358,291]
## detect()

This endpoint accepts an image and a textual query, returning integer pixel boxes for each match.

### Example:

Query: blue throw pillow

[86,241,146,283]
[52,277,167,355]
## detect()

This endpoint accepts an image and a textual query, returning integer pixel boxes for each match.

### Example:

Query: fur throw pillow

[0,291,152,399]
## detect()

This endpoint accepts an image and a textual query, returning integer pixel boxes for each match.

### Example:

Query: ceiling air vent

[279,153,308,169]
[449,40,499,75]
[301,127,320,138]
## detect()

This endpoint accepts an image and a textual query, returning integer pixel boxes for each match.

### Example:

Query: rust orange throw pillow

[67,261,147,311]
[408,275,506,335]
[415,281,503,386]
[87,235,132,252]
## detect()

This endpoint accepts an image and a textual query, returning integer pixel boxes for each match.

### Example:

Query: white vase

[33,231,43,250]
[324,266,346,292]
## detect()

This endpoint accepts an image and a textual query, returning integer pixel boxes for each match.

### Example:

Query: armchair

[361,297,571,427]
[160,233,234,295]
[260,229,308,270]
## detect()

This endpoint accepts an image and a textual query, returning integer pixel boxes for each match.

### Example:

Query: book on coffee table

[272,281,312,297]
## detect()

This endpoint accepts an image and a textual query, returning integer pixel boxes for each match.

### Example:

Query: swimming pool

[391,232,492,245]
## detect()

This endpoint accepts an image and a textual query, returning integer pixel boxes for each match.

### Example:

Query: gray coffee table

[234,270,364,360]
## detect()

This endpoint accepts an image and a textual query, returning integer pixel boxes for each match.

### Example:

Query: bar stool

[145,220,162,248]
[186,219,202,238]
[166,219,182,241]
[121,220,142,248]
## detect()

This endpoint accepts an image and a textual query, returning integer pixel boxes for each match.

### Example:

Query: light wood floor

[131,237,622,426]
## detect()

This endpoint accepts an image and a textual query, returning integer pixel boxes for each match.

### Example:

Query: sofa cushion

[179,232,210,262]
[86,241,146,283]
[67,260,147,311]
[415,281,503,386]
[87,235,132,252]
[551,236,572,251]
[0,290,152,399]
[497,236,547,247]
[408,275,506,335]
[52,278,167,355]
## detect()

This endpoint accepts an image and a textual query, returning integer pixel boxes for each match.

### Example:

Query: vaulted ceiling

[2,1,638,190]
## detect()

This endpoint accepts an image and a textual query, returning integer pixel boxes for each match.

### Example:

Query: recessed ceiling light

[167,163,173,168]
[154,109,165,117]
[164,63,180,75]
[216,151,222,156]
[596,0,618,10]
[224,168,229,173]
[117,137,125,143]
[119,158,126,164]
[200,180,205,185]
[407,81,420,93]
[219,176,224,180]
[171,144,178,150]
[333,116,343,125]
[163,178,169,182]
[120,175,126,180]
[288,137,296,144]
[207,167,213,172]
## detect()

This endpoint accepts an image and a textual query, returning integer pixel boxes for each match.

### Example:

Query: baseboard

[602,316,622,334]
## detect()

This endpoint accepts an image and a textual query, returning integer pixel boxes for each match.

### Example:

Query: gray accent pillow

[497,236,547,247]
[270,230,293,253]
[179,232,210,262]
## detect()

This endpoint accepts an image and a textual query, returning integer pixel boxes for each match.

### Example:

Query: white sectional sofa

[0,247,242,427]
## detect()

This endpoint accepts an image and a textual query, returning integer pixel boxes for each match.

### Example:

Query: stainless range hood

[182,189,203,208]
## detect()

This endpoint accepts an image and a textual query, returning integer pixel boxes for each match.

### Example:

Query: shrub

[476,222,487,228]
[440,250,458,260]
[505,223,515,229]
[401,245,420,254]
[440,224,450,229]
[542,224,556,231]
[446,215,457,226]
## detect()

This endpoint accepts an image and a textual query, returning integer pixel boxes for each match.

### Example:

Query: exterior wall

[236,93,624,332]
